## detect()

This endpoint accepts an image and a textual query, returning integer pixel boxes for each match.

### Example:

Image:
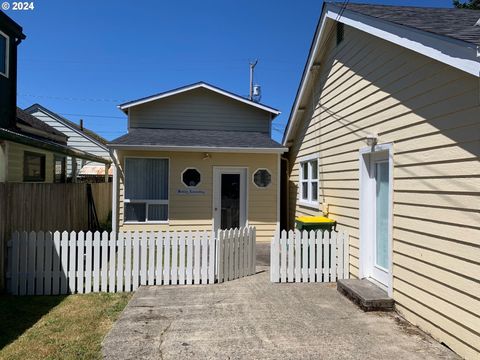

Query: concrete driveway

[102,266,457,360]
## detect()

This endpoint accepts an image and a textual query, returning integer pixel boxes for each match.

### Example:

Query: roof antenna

[249,59,258,101]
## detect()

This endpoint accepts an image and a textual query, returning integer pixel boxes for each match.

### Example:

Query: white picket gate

[270,230,349,283]
[6,227,256,295]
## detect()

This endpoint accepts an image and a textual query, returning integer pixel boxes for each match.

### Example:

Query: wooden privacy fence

[270,230,349,283]
[0,182,112,290]
[6,227,256,295]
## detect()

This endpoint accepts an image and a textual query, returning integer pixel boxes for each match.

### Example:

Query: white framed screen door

[359,145,393,293]
[213,168,247,232]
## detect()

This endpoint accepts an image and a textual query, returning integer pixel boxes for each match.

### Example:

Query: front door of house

[213,168,247,232]
[360,146,392,291]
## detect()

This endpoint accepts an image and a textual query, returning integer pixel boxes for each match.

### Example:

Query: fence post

[344,232,349,279]
[270,233,279,282]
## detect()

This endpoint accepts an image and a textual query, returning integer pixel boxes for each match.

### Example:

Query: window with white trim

[0,32,8,77]
[299,158,318,207]
[124,158,169,222]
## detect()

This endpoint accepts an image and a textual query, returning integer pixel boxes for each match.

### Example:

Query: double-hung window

[299,157,319,207]
[0,31,8,78]
[124,158,169,223]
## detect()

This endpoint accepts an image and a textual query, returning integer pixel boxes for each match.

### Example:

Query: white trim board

[118,82,281,116]
[0,30,10,78]
[283,3,480,146]
[107,144,287,154]
[359,143,394,297]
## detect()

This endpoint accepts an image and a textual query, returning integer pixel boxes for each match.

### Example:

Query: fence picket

[208,232,215,284]
[217,230,224,283]
[179,233,185,285]
[18,232,28,296]
[323,232,330,283]
[101,232,109,292]
[194,232,201,285]
[337,231,344,280]
[251,228,256,275]
[149,233,156,285]
[132,232,140,290]
[140,232,147,286]
[164,232,171,285]
[201,232,208,284]
[35,232,45,295]
[125,232,132,291]
[309,231,315,283]
[11,232,20,295]
[77,231,85,294]
[280,231,287,283]
[186,232,193,285]
[294,231,301,282]
[7,227,257,294]
[93,232,100,292]
[109,232,116,293]
[117,233,124,292]
[302,231,308,283]
[60,231,69,294]
[171,232,178,285]
[316,231,322,282]
[331,231,337,282]
[85,232,92,293]
[287,230,294,282]
[155,232,163,285]
[27,232,37,296]
[44,232,53,295]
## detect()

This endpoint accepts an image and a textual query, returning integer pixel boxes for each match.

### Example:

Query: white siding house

[25,104,111,178]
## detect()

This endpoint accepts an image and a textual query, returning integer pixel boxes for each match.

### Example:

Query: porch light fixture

[366,133,378,147]
[202,153,211,160]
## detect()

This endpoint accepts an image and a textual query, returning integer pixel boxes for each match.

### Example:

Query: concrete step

[337,279,394,312]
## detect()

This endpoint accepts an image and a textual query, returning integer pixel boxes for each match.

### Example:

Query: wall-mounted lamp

[366,133,378,147]
[202,153,211,160]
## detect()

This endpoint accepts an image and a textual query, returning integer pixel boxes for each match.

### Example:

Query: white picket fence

[7,227,256,295]
[270,230,349,283]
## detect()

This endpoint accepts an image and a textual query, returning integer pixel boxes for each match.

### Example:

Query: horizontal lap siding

[129,88,271,133]
[6,141,55,183]
[288,25,480,359]
[117,151,278,242]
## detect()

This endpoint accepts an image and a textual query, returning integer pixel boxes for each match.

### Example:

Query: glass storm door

[213,168,247,232]
[371,153,390,285]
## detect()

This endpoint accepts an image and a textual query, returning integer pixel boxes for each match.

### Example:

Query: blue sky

[7,0,454,142]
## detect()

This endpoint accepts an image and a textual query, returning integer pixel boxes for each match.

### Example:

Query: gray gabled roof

[344,3,480,46]
[108,128,286,152]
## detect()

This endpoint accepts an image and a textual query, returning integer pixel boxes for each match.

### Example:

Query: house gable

[125,84,278,133]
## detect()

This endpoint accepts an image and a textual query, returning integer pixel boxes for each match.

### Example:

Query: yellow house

[109,82,286,242]
[283,3,480,360]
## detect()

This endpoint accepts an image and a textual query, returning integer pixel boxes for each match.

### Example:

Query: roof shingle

[109,129,285,149]
[342,3,480,46]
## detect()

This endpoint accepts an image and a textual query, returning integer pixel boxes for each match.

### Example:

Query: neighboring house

[25,104,112,181]
[283,3,479,360]
[0,12,110,183]
[108,82,285,242]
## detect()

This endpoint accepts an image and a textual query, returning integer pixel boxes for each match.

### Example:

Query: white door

[213,168,247,232]
[360,146,393,291]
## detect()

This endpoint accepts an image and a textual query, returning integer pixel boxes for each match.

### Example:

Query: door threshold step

[337,279,394,312]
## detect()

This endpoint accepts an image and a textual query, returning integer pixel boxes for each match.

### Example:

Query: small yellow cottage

[109,82,285,242]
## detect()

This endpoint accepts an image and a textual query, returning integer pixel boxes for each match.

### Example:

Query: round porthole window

[182,168,201,187]
[253,169,271,188]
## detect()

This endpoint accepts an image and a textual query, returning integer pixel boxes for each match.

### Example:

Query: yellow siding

[6,141,57,183]
[117,151,278,242]
[288,25,480,359]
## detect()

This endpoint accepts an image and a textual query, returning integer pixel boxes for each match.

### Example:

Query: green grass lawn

[0,292,132,360]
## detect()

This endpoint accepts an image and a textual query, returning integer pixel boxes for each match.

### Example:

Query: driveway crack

[158,320,173,360]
